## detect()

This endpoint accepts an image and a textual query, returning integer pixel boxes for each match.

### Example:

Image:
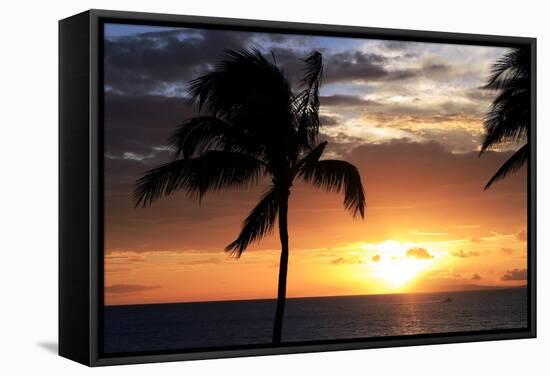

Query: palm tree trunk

[272,191,289,344]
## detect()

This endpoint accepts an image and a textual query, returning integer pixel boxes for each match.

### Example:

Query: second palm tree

[480,47,530,189]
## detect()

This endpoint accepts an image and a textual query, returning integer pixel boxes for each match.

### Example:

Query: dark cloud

[330,256,364,265]
[501,268,527,281]
[451,250,481,258]
[105,28,255,95]
[419,63,452,78]
[251,46,397,87]
[383,41,409,51]
[323,51,415,84]
[320,95,380,107]
[322,51,456,84]
[319,114,340,126]
[326,50,386,71]
[385,70,418,81]
[464,87,497,102]
[471,273,482,281]
[423,63,447,72]
[105,284,161,294]
[104,29,446,96]
[104,92,194,158]
[406,247,433,259]
[105,29,326,99]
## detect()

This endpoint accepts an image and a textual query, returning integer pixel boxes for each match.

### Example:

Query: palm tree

[480,47,530,189]
[134,49,366,344]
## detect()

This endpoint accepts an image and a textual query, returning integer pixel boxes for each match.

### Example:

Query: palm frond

[225,186,279,257]
[480,47,530,154]
[134,151,264,207]
[302,51,323,89]
[293,141,327,174]
[186,48,295,168]
[484,143,528,190]
[187,48,291,123]
[484,48,529,90]
[480,83,529,153]
[169,116,260,159]
[294,52,323,149]
[300,159,366,219]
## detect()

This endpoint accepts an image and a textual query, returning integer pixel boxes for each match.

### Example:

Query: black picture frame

[59,9,537,367]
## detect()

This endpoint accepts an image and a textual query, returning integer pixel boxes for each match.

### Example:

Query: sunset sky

[103,23,527,306]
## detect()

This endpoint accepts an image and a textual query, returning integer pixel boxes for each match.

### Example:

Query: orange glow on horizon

[104,228,527,305]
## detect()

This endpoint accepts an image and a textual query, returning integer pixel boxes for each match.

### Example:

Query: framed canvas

[59,9,536,366]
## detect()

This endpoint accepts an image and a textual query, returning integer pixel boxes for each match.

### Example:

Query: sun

[374,258,431,287]
[370,240,434,289]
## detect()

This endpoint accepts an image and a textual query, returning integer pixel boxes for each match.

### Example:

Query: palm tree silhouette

[134,49,366,344]
[480,47,530,189]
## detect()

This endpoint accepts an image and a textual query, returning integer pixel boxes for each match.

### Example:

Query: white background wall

[0,0,547,374]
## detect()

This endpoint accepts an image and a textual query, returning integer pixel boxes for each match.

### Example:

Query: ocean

[103,288,527,353]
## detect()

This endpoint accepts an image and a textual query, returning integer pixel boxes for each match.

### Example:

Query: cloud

[470,236,483,243]
[102,28,507,193]
[105,284,161,294]
[105,253,146,264]
[382,41,410,51]
[451,250,481,258]
[425,268,461,279]
[409,230,447,236]
[455,224,481,229]
[104,28,256,96]
[371,254,381,262]
[104,267,132,274]
[107,151,159,162]
[501,268,527,281]
[320,95,380,107]
[330,256,364,265]
[321,50,459,85]
[422,63,451,75]
[464,87,496,102]
[104,92,195,158]
[471,273,482,281]
[516,229,527,241]
[319,114,341,126]
[178,257,223,265]
[406,247,433,259]
[322,51,390,83]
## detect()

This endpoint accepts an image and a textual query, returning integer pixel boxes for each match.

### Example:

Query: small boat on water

[443,297,453,303]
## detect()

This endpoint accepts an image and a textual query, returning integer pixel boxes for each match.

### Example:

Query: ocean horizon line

[104,285,527,308]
